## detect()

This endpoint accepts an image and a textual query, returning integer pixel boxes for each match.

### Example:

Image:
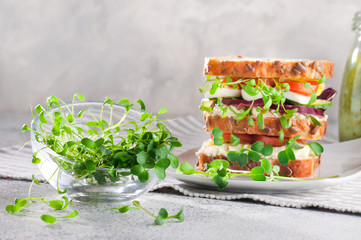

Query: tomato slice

[237,78,276,90]
[222,133,253,143]
[211,133,254,144]
[254,135,305,146]
[211,132,305,146]
[286,82,318,97]
[262,78,276,87]
[220,78,239,89]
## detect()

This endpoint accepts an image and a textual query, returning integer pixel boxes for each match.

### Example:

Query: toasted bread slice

[204,56,334,79]
[203,113,327,140]
[196,139,320,177]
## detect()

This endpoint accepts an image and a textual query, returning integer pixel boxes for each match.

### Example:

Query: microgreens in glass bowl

[25,94,182,202]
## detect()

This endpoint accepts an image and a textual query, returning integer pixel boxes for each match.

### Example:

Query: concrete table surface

[1,113,361,240]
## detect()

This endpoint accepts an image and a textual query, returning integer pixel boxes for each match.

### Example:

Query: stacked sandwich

[196,56,336,177]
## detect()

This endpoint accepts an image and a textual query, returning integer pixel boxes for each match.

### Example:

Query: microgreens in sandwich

[180,157,337,191]
[104,200,184,226]
[180,158,295,190]
[212,128,273,166]
[213,128,324,166]
[182,128,334,190]
[199,75,328,137]
[277,134,324,164]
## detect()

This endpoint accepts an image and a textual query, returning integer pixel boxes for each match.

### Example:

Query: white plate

[167,138,361,193]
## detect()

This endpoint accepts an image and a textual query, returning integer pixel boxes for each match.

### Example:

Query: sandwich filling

[199,76,336,139]
[197,139,316,160]
[207,104,327,121]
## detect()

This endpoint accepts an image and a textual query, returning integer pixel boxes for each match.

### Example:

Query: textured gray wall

[0,0,360,121]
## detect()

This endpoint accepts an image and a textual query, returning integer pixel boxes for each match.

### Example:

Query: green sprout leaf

[247,116,254,127]
[140,112,152,121]
[261,159,272,175]
[136,151,149,165]
[261,144,273,156]
[157,107,168,116]
[119,205,131,213]
[250,167,266,181]
[278,131,284,142]
[84,160,96,171]
[74,93,85,101]
[277,150,290,165]
[41,214,57,224]
[308,89,317,104]
[251,141,264,152]
[309,142,324,156]
[15,198,28,208]
[155,215,164,225]
[66,114,73,123]
[286,147,296,161]
[32,157,41,164]
[155,158,170,180]
[212,175,229,190]
[174,206,184,222]
[310,116,322,126]
[6,205,21,213]
[280,116,292,129]
[48,200,64,210]
[226,151,240,163]
[209,81,220,95]
[81,138,96,149]
[35,104,42,114]
[272,165,280,175]
[168,154,179,169]
[179,162,197,175]
[317,75,326,85]
[158,208,168,219]
[22,124,31,132]
[248,151,262,161]
[39,111,47,123]
[9,94,183,224]
[231,134,240,145]
[257,113,264,129]
[63,210,79,219]
[212,128,224,146]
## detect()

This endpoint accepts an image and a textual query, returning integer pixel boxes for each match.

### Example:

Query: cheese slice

[283,91,311,105]
[205,88,242,98]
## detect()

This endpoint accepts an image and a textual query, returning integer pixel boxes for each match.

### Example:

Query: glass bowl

[30,102,159,202]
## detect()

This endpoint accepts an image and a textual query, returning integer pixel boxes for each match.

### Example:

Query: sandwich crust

[203,113,327,140]
[204,56,334,79]
[196,152,320,178]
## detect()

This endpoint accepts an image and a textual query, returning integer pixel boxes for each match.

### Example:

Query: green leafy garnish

[105,201,184,226]
[5,196,77,224]
[6,94,183,223]
[308,89,317,105]
[26,94,182,185]
[180,159,300,190]
[277,134,303,165]
[308,142,324,156]
[230,134,240,145]
[179,157,338,191]
[310,116,322,126]
[212,128,224,146]
[199,76,306,131]
[317,75,326,85]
